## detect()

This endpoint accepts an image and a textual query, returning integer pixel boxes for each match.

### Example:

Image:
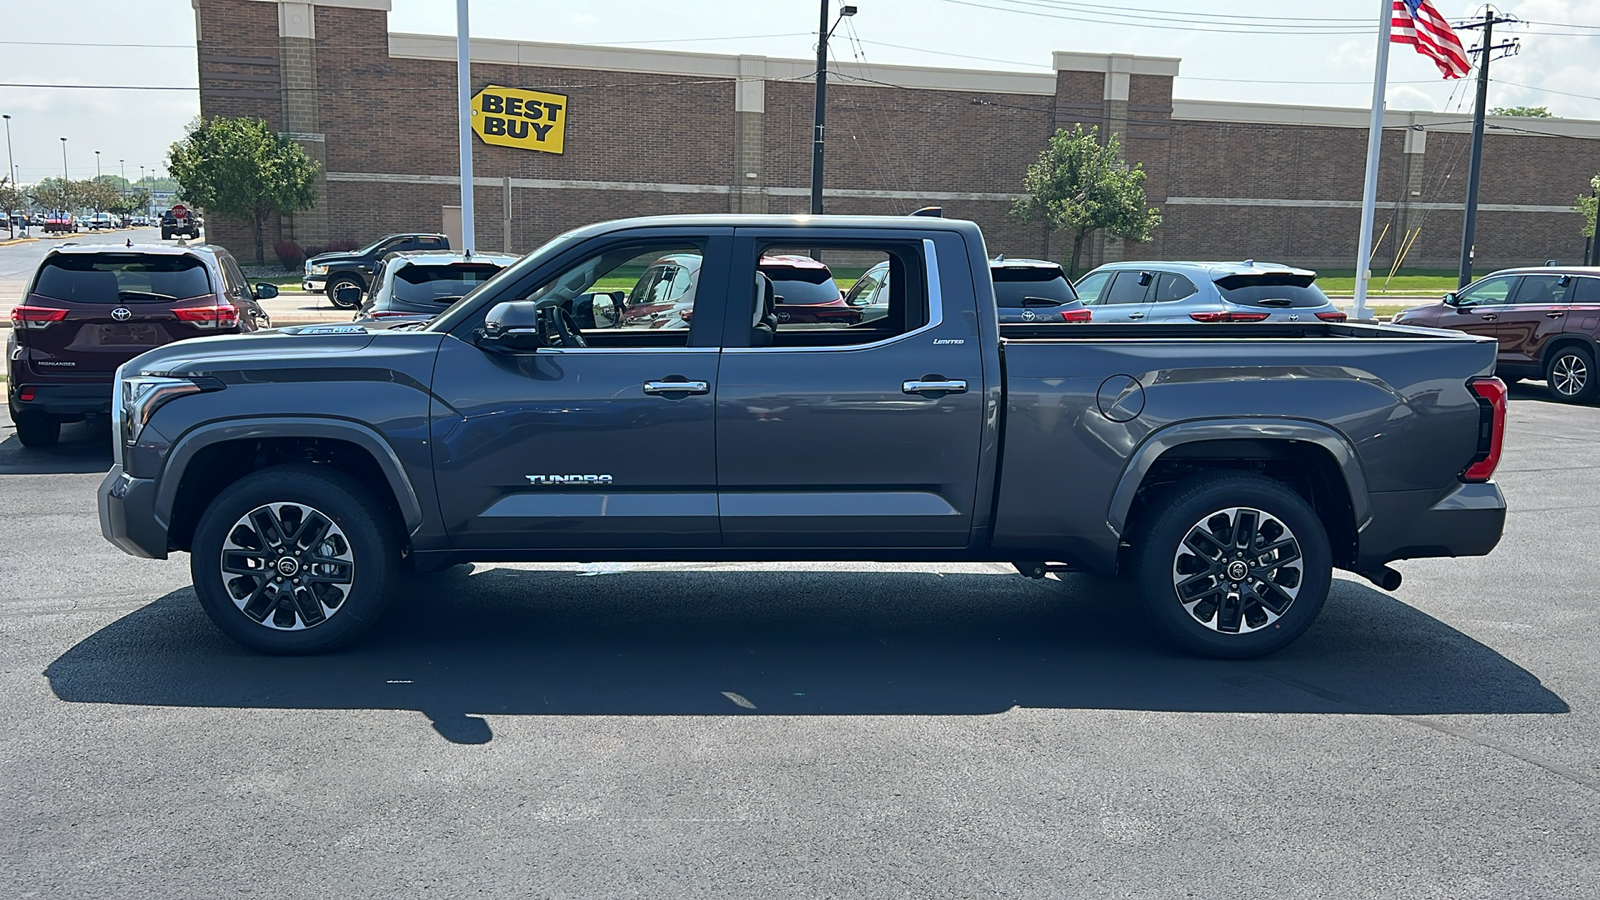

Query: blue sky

[1,0,1596,187]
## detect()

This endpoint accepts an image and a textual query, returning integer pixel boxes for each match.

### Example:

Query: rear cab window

[31,253,212,303]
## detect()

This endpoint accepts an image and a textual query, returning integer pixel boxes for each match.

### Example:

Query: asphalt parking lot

[1,385,1597,898]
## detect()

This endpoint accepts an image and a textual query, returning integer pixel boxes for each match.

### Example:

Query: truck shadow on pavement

[45,567,1568,743]
[0,421,113,475]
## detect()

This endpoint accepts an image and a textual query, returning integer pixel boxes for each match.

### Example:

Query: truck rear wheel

[190,464,400,654]
[1130,474,1331,658]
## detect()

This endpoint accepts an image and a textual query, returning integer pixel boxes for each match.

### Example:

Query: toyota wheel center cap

[276,557,301,577]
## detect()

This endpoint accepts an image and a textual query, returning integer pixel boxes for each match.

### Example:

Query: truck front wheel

[1130,474,1332,659]
[190,464,400,654]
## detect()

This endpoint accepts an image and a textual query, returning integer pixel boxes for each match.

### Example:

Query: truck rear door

[714,229,985,548]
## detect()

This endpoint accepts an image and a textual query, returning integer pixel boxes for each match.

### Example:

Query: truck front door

[429,231,731,550]
[714,230,985,549]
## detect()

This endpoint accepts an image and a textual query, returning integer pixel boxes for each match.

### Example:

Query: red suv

[1393,267,1600,404]
[7,244,274,447]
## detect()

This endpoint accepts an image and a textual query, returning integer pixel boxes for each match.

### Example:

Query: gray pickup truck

[99,215,1508,658]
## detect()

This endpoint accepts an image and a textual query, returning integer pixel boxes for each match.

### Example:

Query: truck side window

[1574,277,1600,305]
[496,242,708,345]
[744,243,926,348]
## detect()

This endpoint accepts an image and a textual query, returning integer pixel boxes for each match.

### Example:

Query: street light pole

[2,114,15,189]
[59,137,67,182]
[808,1,856,215]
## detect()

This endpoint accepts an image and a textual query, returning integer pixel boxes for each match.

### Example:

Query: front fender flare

[1106,418,1372,538]
[153,416,424,534]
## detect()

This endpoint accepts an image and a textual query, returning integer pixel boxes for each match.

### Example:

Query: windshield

[32,254,212,303]
[391,263,505,304]
[1214,273,1329,308]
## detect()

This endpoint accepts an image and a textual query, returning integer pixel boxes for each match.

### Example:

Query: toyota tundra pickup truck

[98,215,1508,658]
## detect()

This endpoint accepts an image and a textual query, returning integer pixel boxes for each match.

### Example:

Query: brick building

[195,0,1600,272]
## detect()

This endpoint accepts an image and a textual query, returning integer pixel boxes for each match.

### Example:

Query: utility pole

[1455,9,1520,288]
[809,1,856,215]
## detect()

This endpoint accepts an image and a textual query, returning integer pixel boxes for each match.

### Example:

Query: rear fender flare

[1107,418,1371,538]
[153,416,424,534]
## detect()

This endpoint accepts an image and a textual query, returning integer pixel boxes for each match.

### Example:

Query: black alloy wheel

[326,274,365,309]
[1130,473,1332,658]
[191,465,399,654]
[1546,345,1598,404]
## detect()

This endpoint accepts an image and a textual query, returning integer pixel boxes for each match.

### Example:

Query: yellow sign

[470,84,568,154]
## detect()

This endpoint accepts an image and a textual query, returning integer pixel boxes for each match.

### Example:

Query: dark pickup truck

[99,215,1508,658]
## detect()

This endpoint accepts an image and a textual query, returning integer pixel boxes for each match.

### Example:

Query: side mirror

[1442,292,1458,306]
[254,283,279,300]
[476,300,547,352]
[334,284,362,307]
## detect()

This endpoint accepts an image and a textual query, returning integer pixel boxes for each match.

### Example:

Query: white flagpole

[1354,0,1394,323]
[456,0,476,253]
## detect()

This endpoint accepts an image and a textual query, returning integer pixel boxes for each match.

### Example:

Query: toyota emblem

[1021,309,1037,322]
[111,307,132,321]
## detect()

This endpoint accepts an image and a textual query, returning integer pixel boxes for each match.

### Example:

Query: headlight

[119,375,210,448]
[307,263,328,276]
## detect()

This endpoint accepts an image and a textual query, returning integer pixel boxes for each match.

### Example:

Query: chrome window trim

[723,237,944,354]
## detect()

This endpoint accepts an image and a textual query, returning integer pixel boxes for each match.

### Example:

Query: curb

[0,236,39,247]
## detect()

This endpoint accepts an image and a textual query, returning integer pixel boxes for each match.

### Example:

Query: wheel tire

[1129,473,1332,659]
[190,464,400,654]
[160,228,172,241]
[1545,345,1598,404]
[326,275,364,309]
[13,413,60,448]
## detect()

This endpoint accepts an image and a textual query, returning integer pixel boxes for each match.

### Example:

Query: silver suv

[1075,261,1346,324]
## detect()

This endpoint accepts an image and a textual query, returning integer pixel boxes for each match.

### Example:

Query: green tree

[1011,125,1162,277]
[1579,175,1599,240]
[167,116,320,263]
[29,177,82,214]
[0,179,26,236]
[109,188,153,220]
[1490,105,1552,117]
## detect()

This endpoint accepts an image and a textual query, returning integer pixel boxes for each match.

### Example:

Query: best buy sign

[470,85,568,154]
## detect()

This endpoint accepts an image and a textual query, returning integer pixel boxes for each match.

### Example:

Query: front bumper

[98,465,167,559]
[1358,481,1506,568]
[303,277,327,292]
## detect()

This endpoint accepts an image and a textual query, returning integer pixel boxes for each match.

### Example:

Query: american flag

[1391,0,1471,79]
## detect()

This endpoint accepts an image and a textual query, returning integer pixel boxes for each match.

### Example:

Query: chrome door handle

[1127,312,1145,320]
[1546,311,1565,318]
[643,380,709,395]
[902,379,968,395]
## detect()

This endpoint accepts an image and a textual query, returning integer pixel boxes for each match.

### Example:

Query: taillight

[1190,311,1270,323]
[1315,311,1348,322]
[1060,308,1092,322]
[10,306,68,330]
[18,387,36,402]
[173,303,239,329]
[1461,376,1507,482]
